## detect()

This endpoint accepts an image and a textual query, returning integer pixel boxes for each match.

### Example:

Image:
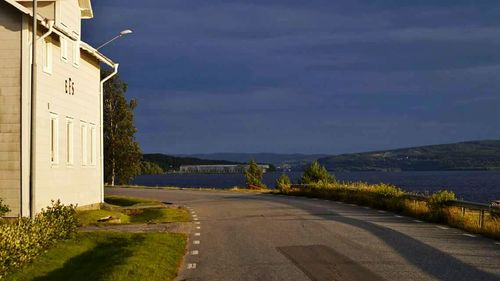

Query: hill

[143,154,240,172]
[318,140,500,171]
[178,153,327,167]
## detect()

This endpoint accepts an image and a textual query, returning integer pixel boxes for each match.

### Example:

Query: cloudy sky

[82,0,500,155]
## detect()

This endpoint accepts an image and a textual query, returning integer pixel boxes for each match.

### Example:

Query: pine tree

[102,71,142,185]
[244,160,266,189]
[301,161,335,184]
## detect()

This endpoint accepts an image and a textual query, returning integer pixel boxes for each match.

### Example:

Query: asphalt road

[106,188,500,281]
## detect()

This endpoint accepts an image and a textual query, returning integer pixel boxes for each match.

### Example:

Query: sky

[82,0,500,155]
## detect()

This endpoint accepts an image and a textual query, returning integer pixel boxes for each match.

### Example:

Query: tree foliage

[275,174,291,193]
[102,71,142,185]
[244,160,266,189]
[301,161,335,184]
[140,161,164,175]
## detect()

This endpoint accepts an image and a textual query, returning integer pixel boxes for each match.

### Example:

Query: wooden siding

[0,1,22,216]
[56,0,81,36]
[33,30,102,213]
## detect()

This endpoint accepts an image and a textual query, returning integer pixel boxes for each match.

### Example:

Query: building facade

[0,0,116,216]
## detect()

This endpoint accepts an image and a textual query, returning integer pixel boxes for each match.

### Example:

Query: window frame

[80,121,87,166]
[89,124,96,166]
[50,113,59,165]
[60,36,68,62]
[72,33,80,68]
[42,37,53,74]
[66,118,74,165]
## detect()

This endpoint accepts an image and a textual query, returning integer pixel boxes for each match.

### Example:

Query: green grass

[77,207,190,226]
[6,232,186,281]
[77,209,130,226]
[128,208,190,224]
[104,195,161,207]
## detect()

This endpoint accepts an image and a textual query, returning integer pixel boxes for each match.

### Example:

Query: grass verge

[104,195,161,207]
[285,182,500,240]
[6,232,186,281]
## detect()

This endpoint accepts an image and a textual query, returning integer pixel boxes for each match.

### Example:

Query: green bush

[275,174,291,193]
[0,198,9,217]
[0,200,77,278]
[244,160,266,189]
[427,190,456,221]
[301,161,335,184]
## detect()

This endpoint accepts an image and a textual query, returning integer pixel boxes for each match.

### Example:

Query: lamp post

[96,29,133,50]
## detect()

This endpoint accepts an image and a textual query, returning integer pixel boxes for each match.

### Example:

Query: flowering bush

[0,198,9,217]
[0,200,77,278]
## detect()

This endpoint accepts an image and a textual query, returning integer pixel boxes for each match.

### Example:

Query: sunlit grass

[6,232,186,281]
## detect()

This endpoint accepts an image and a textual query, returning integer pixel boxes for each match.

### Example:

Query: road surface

[106,188,500,281]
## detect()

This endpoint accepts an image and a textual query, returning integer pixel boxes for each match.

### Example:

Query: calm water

[132,171,500,203]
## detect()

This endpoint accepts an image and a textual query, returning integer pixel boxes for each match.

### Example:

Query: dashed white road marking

[195,233,201,236]
[394,215,403,218]
[495,242,500,245]
[413,220,423,223]
[193,240,200,245]
[436,226,449,230]
[193,218,199,221]
[191,250,199,255]
[196,226,201,229]
[192,214,198,217]
[377,210,386,214]
[462,234,476,238]
[350,204,357,207]
[187,263,197,269]
[363,207,371,210]
[195,221,200,225]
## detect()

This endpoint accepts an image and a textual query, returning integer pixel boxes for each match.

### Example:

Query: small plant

[427,190,456,221]
[244,160,266,189]
[0,198,10,217]
[275,174,291,193]
[301,161,335,184]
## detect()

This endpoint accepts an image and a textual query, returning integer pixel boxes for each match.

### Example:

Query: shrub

[0,200,77,278]
[276,174,291,193]
[427,190,456,221]
[0,198,9,217]
[301,161,335,184]
[244,160,266,189]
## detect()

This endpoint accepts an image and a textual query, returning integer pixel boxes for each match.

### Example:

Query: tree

[244,160,266,189]
[102,71,142,185]
[140,161,164,175]
[301,161,335,184]
[275,174,291,193]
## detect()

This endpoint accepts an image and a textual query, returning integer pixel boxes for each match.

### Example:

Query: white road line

[193,218,199,221]
[312,198,319,200]
[494,242,500,245]
[196,226,201,229]
[363,207,370,210]
[193,240,200,245]
[350,204,357,206]
[195,233,201,236]
[195,221,200,224]
[192,214,198,217]
[413,220,423,223]
[377,210,386,214]
[187,263,197,269]
[436,226,449,230]
[394,215,403,218]
[191,250,199,255]
[462,234,476,238]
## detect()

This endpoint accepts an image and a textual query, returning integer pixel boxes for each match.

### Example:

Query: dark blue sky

[82,0,500,154]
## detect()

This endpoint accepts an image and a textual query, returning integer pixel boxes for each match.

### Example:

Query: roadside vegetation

[77,195,189,226]
[6,232,186,281]
[282,162,500,240]
[244,160,267,189]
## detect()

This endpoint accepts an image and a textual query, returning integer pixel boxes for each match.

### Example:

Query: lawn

[77,195,191,226]
[6,232,187,281]
[104,195,162,207]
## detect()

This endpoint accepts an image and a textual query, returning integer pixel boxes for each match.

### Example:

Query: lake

[132,171,500,203]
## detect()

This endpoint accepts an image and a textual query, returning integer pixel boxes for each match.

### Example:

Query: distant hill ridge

[318,140,500,171]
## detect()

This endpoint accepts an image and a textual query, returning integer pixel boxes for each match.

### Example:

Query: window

[50,113,59,164]
[66,118,74,165]
[43,37,53,74]
[73,33,80,67]
[81,122,87,165]
[90,124,96,165]
[60,37,68,62]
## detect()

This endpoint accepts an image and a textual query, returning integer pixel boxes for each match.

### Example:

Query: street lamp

[96,29,133,50]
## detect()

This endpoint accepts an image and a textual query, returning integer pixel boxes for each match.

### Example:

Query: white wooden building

[0,0,117,216]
